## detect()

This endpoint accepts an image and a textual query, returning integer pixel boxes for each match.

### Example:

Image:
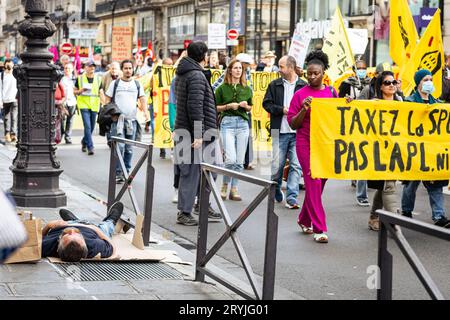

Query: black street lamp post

[9,0,67,208]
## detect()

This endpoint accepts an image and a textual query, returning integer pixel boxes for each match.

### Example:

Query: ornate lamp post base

[8,0,67,208]
[10,168,66,208]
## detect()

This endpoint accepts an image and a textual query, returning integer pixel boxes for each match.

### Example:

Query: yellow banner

[250,72,280,152]
[310,98,450,180]
[150,67,277,151]
[152,65,176,149]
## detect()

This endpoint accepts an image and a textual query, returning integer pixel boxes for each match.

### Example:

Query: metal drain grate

[54,261,184,281]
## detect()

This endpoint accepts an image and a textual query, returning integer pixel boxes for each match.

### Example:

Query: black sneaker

[193,205,222,220]
[434,218,450,228]
[116,175,125,184]
[88,149,94,155]
[402,211,413,218]
[65,139,72,144]
[103,202,124,225]
[82,144,87,152]
[59,208,79,221]
[356,198,370,207]
[176,212,198,226]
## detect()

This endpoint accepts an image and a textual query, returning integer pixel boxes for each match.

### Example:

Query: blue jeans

[69,220,115,238]
[221,116,249,188]
[80,109,98,150]
[271,133,301,204]
[401,181,446,221]
[356,180,368,201]
[149,104,155,142]
[111,120,137,176]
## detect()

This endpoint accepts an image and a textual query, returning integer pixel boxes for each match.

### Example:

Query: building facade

[47,0,99,48]
[445,0,450,53]
[2,0,25,58]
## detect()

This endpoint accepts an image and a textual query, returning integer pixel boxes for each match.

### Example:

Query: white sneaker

[172,189,178,203]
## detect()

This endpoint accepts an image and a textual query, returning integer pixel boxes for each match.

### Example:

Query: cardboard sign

[112,27,133,62]
[288,29,311,68]
[208,24,227,49]
[6,212,42,264]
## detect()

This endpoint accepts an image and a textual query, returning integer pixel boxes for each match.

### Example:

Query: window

[169,15,195,43]
[195,8,209,35]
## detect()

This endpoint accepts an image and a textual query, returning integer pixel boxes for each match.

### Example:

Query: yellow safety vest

[76,74,101,112]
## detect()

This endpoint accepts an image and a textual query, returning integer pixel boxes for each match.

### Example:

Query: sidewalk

[0,142,303,300]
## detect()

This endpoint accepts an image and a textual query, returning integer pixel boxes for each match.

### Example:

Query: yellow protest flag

[389,0,419,67]
[400,9,445,98]
[322,7,355,84]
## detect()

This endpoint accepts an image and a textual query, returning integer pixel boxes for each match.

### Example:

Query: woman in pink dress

[287,51,337,243]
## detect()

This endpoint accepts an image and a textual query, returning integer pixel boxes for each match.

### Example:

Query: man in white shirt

[263,56,306,209]
[0,59,18,143]
[105,59,149,183]
[61,63,77,144]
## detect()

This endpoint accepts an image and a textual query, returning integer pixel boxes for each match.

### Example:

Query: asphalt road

[57,130,450,300]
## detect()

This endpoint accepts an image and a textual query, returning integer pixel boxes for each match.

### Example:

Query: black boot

[103,202,124,225]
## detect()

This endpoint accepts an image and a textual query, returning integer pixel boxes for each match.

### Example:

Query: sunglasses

[382,80,398,86]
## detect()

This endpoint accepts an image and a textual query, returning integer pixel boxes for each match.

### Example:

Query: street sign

[69,29,97,40]
[208,24,226,49]
[60,42,73,54]
[227,39,239,46]
[227,29,239,40]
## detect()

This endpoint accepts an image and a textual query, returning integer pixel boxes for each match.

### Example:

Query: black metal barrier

[195,163,278,300]
[377,209,450,300]
[107,136,155,246]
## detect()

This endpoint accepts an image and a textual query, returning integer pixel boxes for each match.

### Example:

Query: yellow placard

[250,72,279,152]
[152,65,176,149]
[310,98,450,180]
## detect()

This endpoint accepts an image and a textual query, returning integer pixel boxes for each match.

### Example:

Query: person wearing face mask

[338,60,371,100]
[400,69,450,229]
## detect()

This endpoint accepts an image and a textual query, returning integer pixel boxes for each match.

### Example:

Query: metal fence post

[262,184,278,300]
[142,145,155,246]
[377,220,393,300]
[107,140,118,210]
[195,168,210,282]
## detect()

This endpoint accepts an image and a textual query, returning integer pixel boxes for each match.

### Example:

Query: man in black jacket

[173,42,221,226]
[263,55,306,209]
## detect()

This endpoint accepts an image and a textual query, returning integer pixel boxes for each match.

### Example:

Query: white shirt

[280,77,298,134]
[61,76,77,107]
[106,79,145,120]
[0,72,18,104]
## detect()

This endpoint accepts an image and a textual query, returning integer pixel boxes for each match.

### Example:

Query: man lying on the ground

[42,202,124,262]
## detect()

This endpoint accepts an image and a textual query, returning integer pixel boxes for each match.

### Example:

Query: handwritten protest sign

[112,27,133,62]
[310,98,450,180]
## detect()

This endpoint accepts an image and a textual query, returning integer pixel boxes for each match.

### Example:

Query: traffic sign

[60,42,73,54]
[227,29,239,40]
